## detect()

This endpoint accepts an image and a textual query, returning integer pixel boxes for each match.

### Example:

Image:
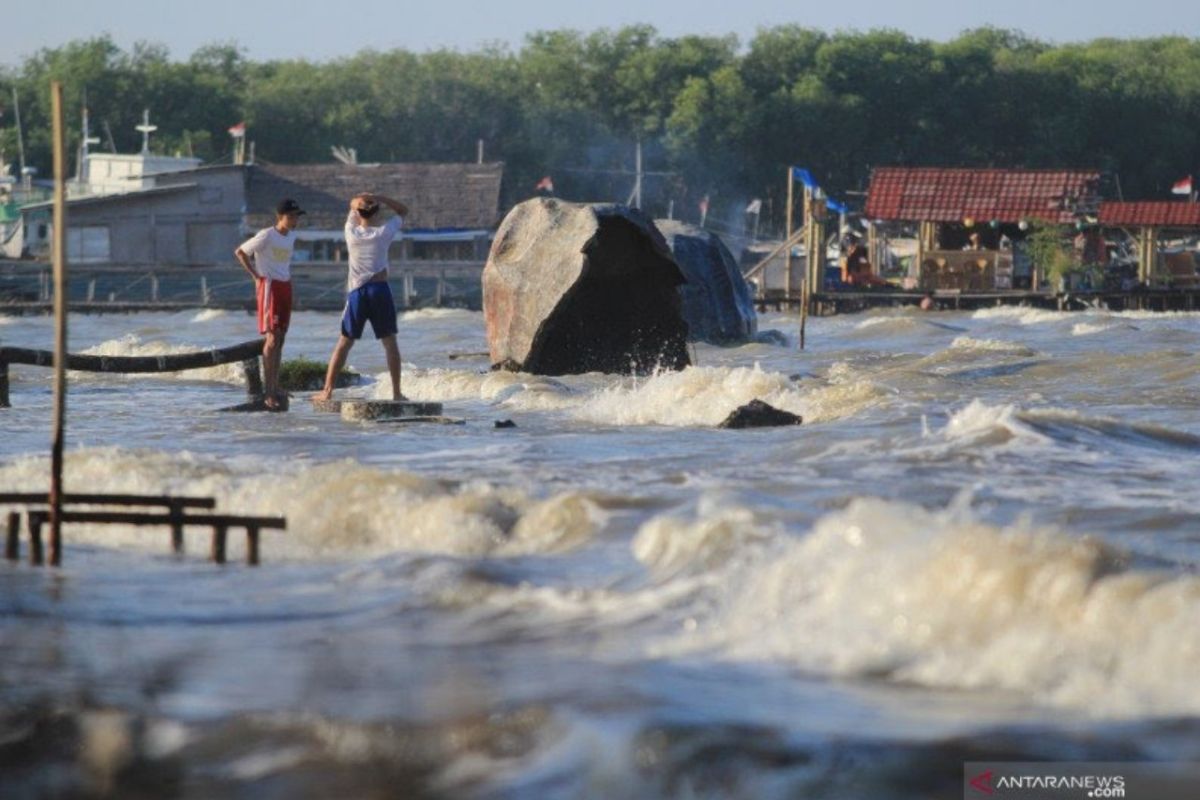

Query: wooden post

[29,514,44,566]
[5,512,18,560]
[242,358,264,398]
[246,526,260,566]
[49,82,68,568]
[1138,226,1157,286]
[784,167,794,299]
[0,360,8,408]
[210,525,227,564]
[169,500,184,554]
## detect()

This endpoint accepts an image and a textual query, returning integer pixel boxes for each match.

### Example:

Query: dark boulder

[483,199,690,375]
[655,220,757,344]
[718,399,802,429]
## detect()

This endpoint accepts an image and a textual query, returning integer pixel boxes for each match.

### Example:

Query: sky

[7,0,1200,64]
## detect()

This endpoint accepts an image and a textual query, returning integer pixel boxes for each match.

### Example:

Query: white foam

[971,306,1064,325]
[79,335,245,384]
[369,367,577,410]
[940,399,1034,445]
[949,336,1036,356]
[659,497,1200,717]
[571,365,882,427]
[190,309,227,323]
[399,308,479,321]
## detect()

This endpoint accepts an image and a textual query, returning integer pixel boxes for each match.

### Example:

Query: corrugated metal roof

[18,183,197,212]
[865,167,1102,224]
[1099,201,1200,228]
[245,162,504,231]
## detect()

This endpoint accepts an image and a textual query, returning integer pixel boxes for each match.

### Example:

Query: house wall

[23,169,247,265]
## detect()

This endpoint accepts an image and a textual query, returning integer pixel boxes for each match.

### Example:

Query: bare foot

[394,393,408,401]
[264,394,281,410]
[313,388,333,403]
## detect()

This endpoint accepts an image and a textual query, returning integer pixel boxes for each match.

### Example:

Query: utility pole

[626,139,643,209]
[477,138,484,164]
[79,89,100,187]
[12,87,28,192]
[102,121,117,154]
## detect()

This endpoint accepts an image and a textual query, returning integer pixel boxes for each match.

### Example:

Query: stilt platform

[754,288,1200,315]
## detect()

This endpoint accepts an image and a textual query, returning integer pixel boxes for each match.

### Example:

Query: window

[67,226,111,263]
[199,187,223,205]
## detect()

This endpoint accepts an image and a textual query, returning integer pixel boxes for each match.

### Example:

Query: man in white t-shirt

[235,198,304,409]
[314,192,410,403]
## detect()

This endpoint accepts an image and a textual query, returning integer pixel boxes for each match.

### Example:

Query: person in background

[235,198,304,410]
[964,231,984,251]
[314,192,410,403]
[842,237,888,287]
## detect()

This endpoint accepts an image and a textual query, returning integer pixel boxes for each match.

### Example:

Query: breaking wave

[948,336,1037,356]
[570,364,884,427]
[651,497,1200,716]
[970,306,1065,325]
[0,449,604,559]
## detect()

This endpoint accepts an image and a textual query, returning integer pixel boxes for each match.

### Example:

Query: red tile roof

[865,167,1102,224]
[1099,201,1200,228]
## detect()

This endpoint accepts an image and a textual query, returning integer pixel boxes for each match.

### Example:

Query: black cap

[276,198,306,216]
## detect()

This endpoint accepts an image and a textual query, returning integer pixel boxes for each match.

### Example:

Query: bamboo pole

[49,82,68,567]
[799,187,812,349]
[784,167,794,299]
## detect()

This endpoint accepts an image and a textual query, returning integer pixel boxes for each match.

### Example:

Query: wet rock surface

[483,199,690,375]
[655,220,758,345]
[718,399,803,429]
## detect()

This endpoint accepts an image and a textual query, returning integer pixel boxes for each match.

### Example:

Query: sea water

[1,306,1198,798]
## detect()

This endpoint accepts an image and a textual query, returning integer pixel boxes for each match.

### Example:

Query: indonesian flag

[1171,175,1192,195]
[699,195,710,225]
[535,176,554,193]
[227,122,246,138]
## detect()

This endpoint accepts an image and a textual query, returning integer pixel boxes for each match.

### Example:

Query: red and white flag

[699,195,710,225]
[227,122,246,138]
[1171,175,1192,195]
[535,176,554,194]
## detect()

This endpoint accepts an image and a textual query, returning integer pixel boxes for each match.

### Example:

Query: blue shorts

[341,281,398,340]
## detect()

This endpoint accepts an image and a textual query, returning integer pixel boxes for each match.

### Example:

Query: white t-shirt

[239,227,296,282]
[345,212,402,291]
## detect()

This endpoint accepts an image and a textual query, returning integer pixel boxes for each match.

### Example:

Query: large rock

[655,220,758,344]
[484,199,691,375]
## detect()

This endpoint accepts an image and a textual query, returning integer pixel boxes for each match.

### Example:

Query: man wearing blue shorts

[315,192,410,402]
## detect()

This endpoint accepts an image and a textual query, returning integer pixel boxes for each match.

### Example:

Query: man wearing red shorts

[235,198,304,409]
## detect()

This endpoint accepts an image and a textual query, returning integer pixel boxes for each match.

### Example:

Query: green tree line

[3,27,1199,234]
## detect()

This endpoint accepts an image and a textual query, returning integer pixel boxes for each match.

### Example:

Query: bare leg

[262,332,282,408]
[315,335,355,401]
[381,335,403,400]
[271,331,286,397]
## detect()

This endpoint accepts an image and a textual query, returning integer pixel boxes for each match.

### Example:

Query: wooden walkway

[3,492,286,566]
[757,288,1200,315]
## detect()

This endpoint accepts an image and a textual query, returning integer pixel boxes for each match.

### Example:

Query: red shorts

[257,278,292,334]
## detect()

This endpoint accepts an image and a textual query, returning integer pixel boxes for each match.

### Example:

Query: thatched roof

[245,162,504,231]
